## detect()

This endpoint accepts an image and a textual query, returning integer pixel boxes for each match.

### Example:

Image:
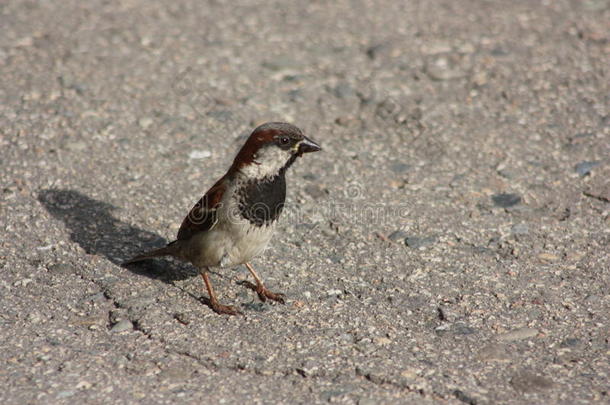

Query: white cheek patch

[240,146,292,179]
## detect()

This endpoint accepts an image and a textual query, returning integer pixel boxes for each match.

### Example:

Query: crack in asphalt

[583,191,610,203]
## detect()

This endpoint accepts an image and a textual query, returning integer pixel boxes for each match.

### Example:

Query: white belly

[184,219,275,268]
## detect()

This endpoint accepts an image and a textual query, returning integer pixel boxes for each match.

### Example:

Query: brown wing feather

[177,177,226,241]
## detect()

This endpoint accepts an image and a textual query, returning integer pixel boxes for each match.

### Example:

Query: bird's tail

[122,241,180,265]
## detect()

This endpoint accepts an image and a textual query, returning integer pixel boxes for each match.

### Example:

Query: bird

[123,122,321,315]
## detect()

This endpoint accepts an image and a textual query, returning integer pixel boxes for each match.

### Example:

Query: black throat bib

[238,173,287,226]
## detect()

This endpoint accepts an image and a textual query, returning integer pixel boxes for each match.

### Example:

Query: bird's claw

[256,286,286,304]
[211,302,243,316]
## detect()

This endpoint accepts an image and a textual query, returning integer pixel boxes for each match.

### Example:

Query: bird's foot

[256,286,285,304]
[210,301,243,316]
[238,280,286,304]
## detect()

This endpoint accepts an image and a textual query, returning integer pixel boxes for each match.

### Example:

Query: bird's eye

[279,136,290,145]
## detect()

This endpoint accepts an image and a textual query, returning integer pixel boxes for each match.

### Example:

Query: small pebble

[339,333,354,343]
[111,319,133,333]
[477,344,510,362]
[84,292,106,302]
[365,43,386,59]
[327,254,343,264]
[48,263,74,274]
[26,312,42,324]
[13,278,33,287]
[373,336,391,346]
[453,323,477,335]
[65,141,87,152]
[426,57,467,81]
[76,381,92,390]
[138,117,154,129]
[575,161,601,177]
[405,236,436,248]
[511,223,529,235]
[188,150,212,160]
[492,193,521,208]
[497,327,538,342]
[435,323,477,336]
[297,360,319,377]
[453,390,477,405]
[560,338,581,348]
[242,302,267,312]
[326,289,342,297]
[510,371,554,392]
[261,56,299,71]
[332,82,355,99]
[389,162,411,173]
[173,313,190,325]
[538,253,560,262]
[304,184,327,199]
[57,391,76,399]
[388,230,408,242]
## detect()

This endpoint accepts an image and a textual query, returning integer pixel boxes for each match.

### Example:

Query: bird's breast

[235,173,287,227]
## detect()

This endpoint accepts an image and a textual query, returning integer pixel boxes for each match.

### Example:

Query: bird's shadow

[38,189,198,282]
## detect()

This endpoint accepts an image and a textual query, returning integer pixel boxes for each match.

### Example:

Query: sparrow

[124,122,321,315]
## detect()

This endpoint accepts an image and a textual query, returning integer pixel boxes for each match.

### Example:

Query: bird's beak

[297,136,321,154]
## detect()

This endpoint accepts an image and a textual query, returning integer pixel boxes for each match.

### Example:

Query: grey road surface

[1,0,609,404]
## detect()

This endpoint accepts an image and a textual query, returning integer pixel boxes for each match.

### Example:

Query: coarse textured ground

[1,0,609,404]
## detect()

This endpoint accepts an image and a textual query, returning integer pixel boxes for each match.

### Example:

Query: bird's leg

[244,262,285,304]
[200,270,242,315]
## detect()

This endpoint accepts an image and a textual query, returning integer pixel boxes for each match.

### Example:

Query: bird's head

[232,122,321,180]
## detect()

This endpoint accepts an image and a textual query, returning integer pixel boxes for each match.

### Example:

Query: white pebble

[188,150,212,160]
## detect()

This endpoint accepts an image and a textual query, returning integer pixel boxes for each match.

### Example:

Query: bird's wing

[177,177,226,241]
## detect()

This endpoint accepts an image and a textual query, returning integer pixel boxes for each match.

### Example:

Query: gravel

[1,0,609,404]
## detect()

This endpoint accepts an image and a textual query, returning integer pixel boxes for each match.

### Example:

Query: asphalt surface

[1,0,609,404]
